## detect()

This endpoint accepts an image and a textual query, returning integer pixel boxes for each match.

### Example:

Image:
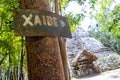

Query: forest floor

[72,68,120,80]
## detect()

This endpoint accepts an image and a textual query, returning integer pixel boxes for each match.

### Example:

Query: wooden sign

[13,9,72,38]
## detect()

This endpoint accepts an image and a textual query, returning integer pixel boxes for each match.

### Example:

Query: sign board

[13,9,72,38]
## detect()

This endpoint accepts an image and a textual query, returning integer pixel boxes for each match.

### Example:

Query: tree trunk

[19,0,65,80]
[0,70,1,80]
[8,52,12,80]
[55,0,70,79]
[13,67,18,80]
[58,38,70,80]
[20,36,24,80]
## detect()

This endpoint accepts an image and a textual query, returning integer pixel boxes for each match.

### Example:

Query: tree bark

[13,67,18,80]
[19,0,65,80]
[20,37,24,80]
[58,38,70,80]
[8,52,12,80]
[0,70,1,79]
[55,0,70,80]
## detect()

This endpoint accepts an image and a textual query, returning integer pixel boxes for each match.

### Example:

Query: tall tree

[54,0,70,80]
[19,0,65,80]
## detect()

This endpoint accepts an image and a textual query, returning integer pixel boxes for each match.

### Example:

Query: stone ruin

[71,50,101,77]
[66,27,118,77]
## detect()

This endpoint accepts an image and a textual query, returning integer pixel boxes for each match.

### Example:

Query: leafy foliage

[103,4,120,53]
[1,0,112,79]
[0,0,21,71]
[65,13,84,32]
[0,0,98,69]
[89,0,120,54]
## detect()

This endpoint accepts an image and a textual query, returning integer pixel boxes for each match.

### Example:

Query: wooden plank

[13,9,72,38]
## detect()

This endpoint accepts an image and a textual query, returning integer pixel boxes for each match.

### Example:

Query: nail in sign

[13,9,72,38]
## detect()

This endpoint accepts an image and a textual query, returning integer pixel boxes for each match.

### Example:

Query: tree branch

[0,52,9,66]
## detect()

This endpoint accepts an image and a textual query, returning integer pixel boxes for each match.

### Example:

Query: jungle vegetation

[0,0,120,79]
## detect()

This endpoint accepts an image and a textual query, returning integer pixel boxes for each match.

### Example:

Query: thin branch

[0,52,9,66]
